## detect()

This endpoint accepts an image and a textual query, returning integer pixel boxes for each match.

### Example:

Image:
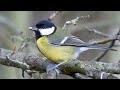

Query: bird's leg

[46,61,66,75]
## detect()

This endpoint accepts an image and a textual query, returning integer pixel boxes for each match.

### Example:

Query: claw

[46,64,57,74]
[46,61,66,75]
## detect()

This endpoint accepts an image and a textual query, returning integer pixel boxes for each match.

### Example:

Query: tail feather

[76,45,117,59]
[86,45,117,51]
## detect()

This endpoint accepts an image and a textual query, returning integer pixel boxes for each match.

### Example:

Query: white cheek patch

[39,27,55,36]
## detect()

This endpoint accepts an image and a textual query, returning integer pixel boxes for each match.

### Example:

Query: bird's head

[30,20,57,36]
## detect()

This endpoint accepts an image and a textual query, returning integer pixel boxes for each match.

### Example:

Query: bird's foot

[46,61,66,75]
[46,64,61,75]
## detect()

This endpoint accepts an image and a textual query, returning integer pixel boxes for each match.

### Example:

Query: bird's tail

[85,45,117,51]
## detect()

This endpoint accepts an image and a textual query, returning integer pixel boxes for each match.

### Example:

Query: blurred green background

[0,11,120,79]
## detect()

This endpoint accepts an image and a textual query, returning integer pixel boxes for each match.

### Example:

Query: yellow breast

[36,36,75,63]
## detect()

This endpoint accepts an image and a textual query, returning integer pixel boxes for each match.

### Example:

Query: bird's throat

[35,31,42,41]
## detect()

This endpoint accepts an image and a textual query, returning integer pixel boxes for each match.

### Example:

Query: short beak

[29,27,38,32]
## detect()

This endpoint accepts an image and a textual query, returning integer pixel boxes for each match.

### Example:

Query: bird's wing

[51,35,117,51]
[52,35,89,47]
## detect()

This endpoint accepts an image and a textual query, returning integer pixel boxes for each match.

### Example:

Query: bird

[29,20,116,73]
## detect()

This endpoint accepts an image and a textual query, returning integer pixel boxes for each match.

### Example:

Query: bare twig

[48,11,62,21]
[86,35,120,45]
[17,37,33,52]
[84,26,112,37]
[93,28,120,61]
[93,40,116,61]
[62,15,90,30]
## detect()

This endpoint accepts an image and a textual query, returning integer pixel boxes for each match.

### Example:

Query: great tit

[29,20,116,73]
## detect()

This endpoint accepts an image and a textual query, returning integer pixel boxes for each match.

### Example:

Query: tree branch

[58,60,120,79]
[74,73,92,79]
[0,47,120,79]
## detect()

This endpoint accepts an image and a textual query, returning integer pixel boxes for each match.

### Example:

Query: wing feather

[52,35,89,47]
